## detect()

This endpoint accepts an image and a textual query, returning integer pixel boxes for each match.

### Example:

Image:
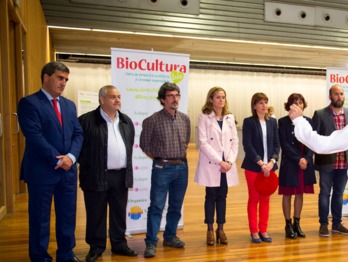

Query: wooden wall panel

[25,0,49,94]
[0,0,50,217]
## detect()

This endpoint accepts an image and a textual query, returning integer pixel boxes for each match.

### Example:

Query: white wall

[63,62,327,143]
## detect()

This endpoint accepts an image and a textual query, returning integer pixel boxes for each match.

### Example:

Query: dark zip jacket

[78,107,135,191]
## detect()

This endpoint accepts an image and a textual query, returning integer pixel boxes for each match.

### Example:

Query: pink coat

[194,112,239,187]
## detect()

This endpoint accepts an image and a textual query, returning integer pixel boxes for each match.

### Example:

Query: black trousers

[204,172,228,224]
[83,169,128,252]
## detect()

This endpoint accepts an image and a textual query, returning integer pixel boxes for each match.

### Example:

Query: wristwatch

[270,158,276,164]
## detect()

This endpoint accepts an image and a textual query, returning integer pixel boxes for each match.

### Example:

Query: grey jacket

[312,106,348,172]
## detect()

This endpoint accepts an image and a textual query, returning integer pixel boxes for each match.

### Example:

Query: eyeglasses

[166,94,181,99]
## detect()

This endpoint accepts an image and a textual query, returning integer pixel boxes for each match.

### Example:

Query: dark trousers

[83,169,128,252]
[28,177,77,262]
[204,173,228,224]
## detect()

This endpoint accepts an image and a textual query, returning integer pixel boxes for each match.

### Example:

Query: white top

[293,116,348,154]
[100,108,127,170]
[260,120,268,163]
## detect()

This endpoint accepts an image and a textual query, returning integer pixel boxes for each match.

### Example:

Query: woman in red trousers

[241,92,280,243]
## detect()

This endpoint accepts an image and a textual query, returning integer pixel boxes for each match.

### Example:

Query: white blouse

[260,120,268,163]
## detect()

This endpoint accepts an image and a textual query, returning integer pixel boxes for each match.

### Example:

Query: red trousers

[245,170,270,234]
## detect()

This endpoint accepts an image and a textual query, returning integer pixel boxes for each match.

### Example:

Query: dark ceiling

[41,0,348,69]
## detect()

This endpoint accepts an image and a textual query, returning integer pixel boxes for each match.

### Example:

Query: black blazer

[312,106,348,172]
[241,116,280,172]
[278,116,316,187]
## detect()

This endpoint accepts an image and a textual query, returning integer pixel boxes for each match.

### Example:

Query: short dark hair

[40,61,69,84]
[157,82,180,105]
[284,93,307,111]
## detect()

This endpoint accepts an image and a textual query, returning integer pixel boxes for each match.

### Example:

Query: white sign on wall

[111,48,190,233]
[77,90,99,116]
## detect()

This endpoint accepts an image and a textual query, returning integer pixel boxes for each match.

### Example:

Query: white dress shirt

[100,108,127,170]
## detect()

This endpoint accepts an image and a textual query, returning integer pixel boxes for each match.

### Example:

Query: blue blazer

[278,116,316,187]
[18,90,83,184]
[241,116,280,172]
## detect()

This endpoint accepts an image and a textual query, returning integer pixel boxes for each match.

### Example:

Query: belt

[154,158,187,165]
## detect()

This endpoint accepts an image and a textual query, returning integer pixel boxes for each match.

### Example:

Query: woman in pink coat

[194,87,239,246]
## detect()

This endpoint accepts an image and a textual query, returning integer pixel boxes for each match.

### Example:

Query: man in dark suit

[312,84,348,237]
[17,61,84,262]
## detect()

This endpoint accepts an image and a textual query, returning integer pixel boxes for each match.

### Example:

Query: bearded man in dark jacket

[78,85,137,262]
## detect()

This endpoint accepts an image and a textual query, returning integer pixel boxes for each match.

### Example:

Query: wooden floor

[1,144,348,261]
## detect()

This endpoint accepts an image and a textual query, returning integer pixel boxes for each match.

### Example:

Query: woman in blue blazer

[241,92,280,243]
[278,93,316,239]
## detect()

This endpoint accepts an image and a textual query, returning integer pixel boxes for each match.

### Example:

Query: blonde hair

[202,86,231,115]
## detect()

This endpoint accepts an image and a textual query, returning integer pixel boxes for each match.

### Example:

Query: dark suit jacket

[312,106,348,172]
[18,90,83,184]
[241,116,280,172]
[278,116,316,187]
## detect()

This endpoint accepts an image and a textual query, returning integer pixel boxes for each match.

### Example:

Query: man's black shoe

[86,249,102,262]
[112,247,138,257]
